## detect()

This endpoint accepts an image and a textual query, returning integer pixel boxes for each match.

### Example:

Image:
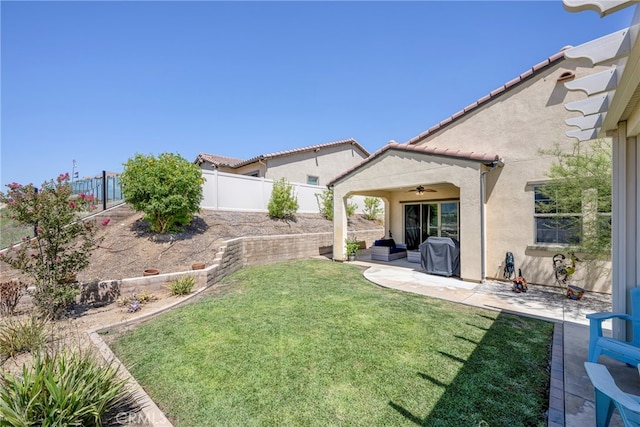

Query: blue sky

[0,1,635,188]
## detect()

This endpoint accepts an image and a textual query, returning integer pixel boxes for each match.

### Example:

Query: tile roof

[405,49,568,145]
[197,138,369,169]
[327,142,500,186]
[327,49,570,187]
[195,153,245,167]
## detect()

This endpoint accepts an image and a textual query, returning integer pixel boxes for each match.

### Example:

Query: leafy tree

[0,173,102,317]
[346,198,358,217]
[120,152,204,233]
[268,178,299,219]
[317,189,357,220]
[538,139,612,257]
[363,197,383,221]
[317,189,334,220]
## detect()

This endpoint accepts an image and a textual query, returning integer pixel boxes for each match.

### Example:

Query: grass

[110,260,554,427]
[0,208,31,250]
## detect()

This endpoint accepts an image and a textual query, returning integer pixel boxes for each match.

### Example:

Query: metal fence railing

[1,171,125,250]
[71,171,124,211]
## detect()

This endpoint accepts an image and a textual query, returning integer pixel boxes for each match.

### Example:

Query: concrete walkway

[352,253,639,427]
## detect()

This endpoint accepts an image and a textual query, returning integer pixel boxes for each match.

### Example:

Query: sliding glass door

[404,201,459,250]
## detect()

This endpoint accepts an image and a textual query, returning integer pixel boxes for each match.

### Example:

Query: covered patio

[329,142,501,283]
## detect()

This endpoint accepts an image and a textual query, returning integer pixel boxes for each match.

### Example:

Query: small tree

[318,189,333,220]
[346,198,358,217]
[268,178,299,219]
[538,139,612,257]
[120,152,204,233]
[317,189,357,220]
[363,197,383,221]
[0,173,102,317]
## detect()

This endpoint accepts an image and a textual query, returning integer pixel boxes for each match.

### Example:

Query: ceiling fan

[408,185,437,195]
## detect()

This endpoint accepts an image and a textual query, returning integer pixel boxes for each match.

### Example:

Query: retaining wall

[81,229,382,304]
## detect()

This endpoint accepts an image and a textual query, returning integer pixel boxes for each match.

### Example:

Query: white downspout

[480,160,499,282]
[258,157,267,177]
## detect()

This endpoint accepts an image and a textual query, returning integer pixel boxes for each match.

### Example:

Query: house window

[307,175,319,186]
[245,171,260,177]
[534,186,581,245]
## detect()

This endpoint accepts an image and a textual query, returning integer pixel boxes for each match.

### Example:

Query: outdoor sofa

[371,239,407,262]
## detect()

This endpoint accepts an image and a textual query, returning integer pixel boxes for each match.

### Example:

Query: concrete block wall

[244,229,383,266]
[82,230,383,304]
[243,233,332,266]
[209,238,244,285]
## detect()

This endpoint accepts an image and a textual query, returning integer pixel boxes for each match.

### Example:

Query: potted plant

[345,238,360,261]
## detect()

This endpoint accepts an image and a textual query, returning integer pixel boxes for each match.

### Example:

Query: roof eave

[406,51,566,145]
[563,5,640,139]
[563,0,635,17]
[327,143,501,187]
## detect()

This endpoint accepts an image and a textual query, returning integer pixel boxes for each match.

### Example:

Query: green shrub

[268,178,299,219]
[0,350,139,426]
[120,152,204,233]
[317,189,357,219]
[363,197,383,221]
[346,198,357,217]
[0,315,48,361]
[0,280,27,316]
[317,189,333,220]
[345,238,360,256]
[0,174,102,318]
[168,276,196,296]
[30,282,80,319]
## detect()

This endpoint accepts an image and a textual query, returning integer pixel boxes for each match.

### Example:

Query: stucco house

[195,138,369,187]
[329,48,615,292]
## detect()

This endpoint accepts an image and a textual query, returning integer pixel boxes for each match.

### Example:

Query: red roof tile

[197,138,369,169]
[195,153,245,167]
[234,138,369,168]
[403,49,568,146]
[327,142,500,186]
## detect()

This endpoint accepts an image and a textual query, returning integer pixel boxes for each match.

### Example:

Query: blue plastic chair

[588,287,640,365]
[584,362,640,427]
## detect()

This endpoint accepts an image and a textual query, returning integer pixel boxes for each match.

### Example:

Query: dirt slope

[1,204,382,283]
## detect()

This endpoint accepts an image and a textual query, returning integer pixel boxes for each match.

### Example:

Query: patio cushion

[374,239,396,248]
[371,242,407,262]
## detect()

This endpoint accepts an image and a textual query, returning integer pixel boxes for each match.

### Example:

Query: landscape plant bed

[109,259,553,426]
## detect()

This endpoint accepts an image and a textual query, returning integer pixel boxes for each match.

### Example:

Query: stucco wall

[332,152,484,281]
[265,144,368,186]
[226,163,265,177]
[331,57,613,291]
[412,58,612,291]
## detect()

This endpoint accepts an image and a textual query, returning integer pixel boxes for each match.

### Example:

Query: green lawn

[110,260,553,427]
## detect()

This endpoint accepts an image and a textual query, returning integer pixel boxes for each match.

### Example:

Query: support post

[102,170,107,211]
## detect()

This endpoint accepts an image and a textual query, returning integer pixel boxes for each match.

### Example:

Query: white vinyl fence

[201,170,367,214]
